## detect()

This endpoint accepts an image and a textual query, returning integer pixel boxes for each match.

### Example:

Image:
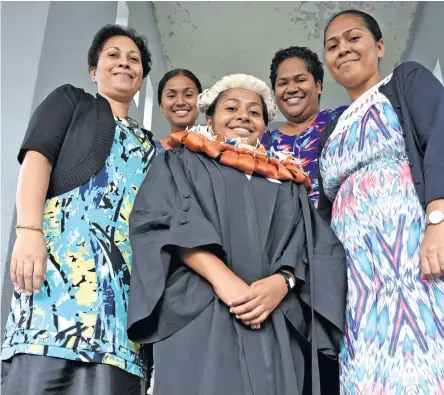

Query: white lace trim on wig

[197,73,278,121]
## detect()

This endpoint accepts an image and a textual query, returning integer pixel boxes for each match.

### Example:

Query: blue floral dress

[261,107,347,206]
[2,117,156,379]
[320,75,444,394]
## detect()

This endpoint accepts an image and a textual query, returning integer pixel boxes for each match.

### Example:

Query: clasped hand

[227,275,288,330]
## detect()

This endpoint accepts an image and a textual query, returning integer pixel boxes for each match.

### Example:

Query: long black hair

[158,69,202,105]
[324,9,382,44]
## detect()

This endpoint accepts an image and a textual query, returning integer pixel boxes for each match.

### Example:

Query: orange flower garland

[166,129,312,192]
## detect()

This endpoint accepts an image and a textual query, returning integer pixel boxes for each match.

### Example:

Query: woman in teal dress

[1,25,155,395]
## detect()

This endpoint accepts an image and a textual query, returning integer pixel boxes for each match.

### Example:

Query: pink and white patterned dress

[320,75,444,394]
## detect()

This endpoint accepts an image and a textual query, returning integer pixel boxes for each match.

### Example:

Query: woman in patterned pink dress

[318,9,444,394]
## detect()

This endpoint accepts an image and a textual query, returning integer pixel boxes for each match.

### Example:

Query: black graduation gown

[127,146,346,395]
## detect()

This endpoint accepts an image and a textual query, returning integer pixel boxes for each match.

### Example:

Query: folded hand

[228,274,288,329]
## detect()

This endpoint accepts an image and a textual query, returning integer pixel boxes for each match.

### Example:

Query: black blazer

[317,61,444,224]
[19,84,154,198]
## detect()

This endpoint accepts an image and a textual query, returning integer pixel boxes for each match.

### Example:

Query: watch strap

[277,270,295,291]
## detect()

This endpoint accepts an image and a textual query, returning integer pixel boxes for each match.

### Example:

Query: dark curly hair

[324,10,382,44]
[88,24,152,78]
[158,69,203,105]
[269,46,324,97]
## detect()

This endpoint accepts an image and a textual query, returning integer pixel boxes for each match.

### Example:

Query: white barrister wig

[197,74,278,122]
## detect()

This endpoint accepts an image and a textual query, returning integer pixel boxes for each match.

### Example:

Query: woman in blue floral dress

[262,46,347,206]
[319,10,444,394]
[2,25,156,395]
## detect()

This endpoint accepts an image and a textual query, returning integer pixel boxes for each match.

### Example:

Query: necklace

[166,126,311,191]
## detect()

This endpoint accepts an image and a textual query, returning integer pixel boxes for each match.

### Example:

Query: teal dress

[2,117,155,392]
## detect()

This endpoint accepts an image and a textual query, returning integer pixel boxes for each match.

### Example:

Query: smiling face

[206,88,266,146]
[274,57,321,123]
[160,74,200,131]
[324,14,384,94]
[90,35,143,103]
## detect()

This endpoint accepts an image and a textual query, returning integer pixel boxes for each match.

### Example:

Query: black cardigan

[317,61,444,224]
[18,84,154,198]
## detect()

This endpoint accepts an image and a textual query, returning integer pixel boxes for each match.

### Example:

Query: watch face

[288,277,296,289]
[429,211,444,224]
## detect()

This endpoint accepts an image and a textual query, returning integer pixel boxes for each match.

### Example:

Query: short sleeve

[127,149,225,343]
[18,84,80,165]
[269,207,307,275]
[329,105,348,122]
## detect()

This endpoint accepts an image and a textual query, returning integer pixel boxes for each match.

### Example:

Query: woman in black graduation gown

[127,74,347,395]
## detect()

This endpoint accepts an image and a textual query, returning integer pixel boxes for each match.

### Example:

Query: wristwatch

[427,210,444,226]
[277,270,296,291]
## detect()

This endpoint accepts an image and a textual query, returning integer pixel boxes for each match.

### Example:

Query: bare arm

[179,247,233,284]
[178,247,250,306]
[426,199,444,214]
[11,151,52,294]
[16,151,52,226]
[179,248,293,329]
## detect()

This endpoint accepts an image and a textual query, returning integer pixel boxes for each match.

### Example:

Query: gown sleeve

[290,185,346,395]
[299,183,346,355]
[268,183,346,356]
[127,149,226,343]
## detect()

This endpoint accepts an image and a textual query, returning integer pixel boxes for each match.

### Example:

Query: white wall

[128,1,170,137]
[32,2,170,135]
[320,80,351,110]
[1,1,51,321]
[32,2,118,106]
[407,2,444,78]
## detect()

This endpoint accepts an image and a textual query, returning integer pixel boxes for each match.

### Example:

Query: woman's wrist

[16,224,44,235]
[274,268,296,294]
[425,199,444,228]
[179,247,240,287]
[426,198,444,214]
[280,268,295,281]
[210,265,243,289]
[272,273,289,295]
